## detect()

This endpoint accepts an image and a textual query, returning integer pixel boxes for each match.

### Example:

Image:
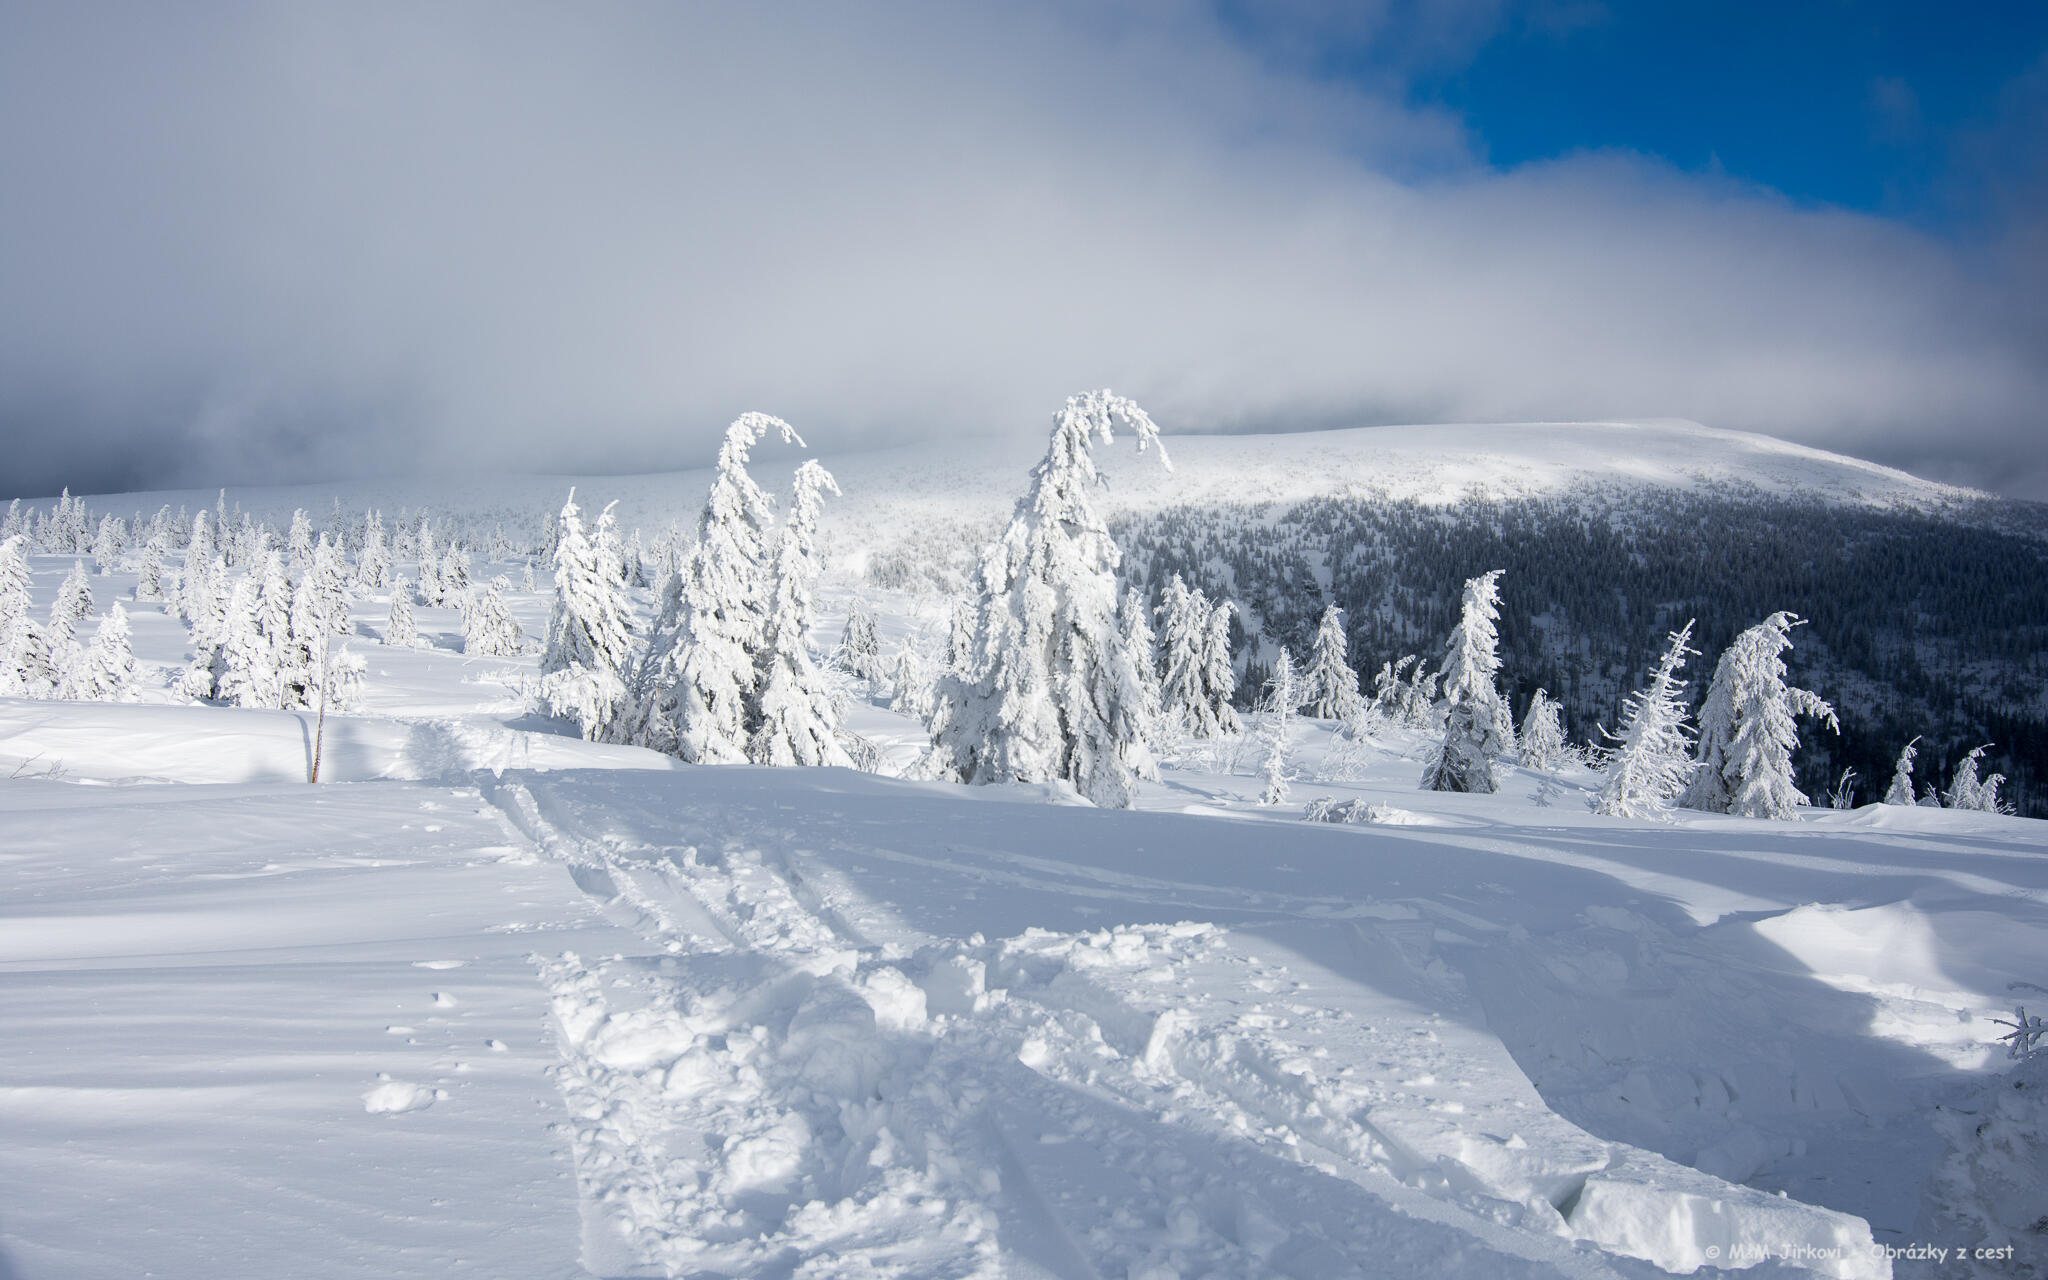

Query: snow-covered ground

[2,435,2044,1279]
[2,587,2042,1277]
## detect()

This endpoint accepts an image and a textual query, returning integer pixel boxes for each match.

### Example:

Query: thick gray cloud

[2,2,2043,498]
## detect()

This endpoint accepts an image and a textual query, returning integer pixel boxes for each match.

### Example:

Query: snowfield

[3,427,2045,1280]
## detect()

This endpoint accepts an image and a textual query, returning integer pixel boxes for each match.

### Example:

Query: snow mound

[362,1081,437,1115]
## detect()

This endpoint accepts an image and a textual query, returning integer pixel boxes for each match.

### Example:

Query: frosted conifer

[385,578,421,648]
[750,460,851,767]
[629,414,801,761]
[539,492,636,740]
[927,391,1172,807]
[48,560,94,657]
[1591,621,1698,819]
[135,535,167,601]
[63,603,137,702]
[1945,745,2010,813]
[463,577,525,657]
[1681,612,1838,819]
[1519,689,1568,771]
[839,599,884,681]
[357,511,390,589]
[1421,570,1510,794]
[1882,738,1921,805]
[287,510,314,568]
[1116,586,1164,778]
[217,577,282,709]
[0,536,56,698]
[416,519,442,604]
[1302,605,1362,720]
[1256,650,1297,805]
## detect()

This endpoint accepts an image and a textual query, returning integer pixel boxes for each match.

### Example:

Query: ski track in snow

[481,772,1883,1280]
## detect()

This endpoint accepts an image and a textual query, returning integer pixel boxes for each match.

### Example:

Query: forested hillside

[1115,486,2048,816]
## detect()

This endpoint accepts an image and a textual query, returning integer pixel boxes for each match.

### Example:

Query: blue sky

[1427,1,2048,220]
[2,2,2045,497]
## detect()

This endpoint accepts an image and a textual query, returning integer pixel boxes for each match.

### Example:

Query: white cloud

[0,2,2041,497]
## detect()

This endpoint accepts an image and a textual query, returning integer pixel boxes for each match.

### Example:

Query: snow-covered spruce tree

[1193,594,1243,737]
[357,511,389,590]
[626,414,802,761]
[1156,574,1205,736]
[1946,745,2011,813]
[62,603,137,701]
[135,534,167,601]
[287,509,314,568]
[838,598,884,682]
[1591,621,1698,819]
[1115,586,1164,779]
[439,547,471,604]
[0,535,56,698]
[416,519,442,604]
[91,515,124,574]
[1519,689,1568,771]
[1302,605,1362,720]
[173,512,213,621]
[1882,737,1921,806]
[463,577,525,657]
[1680,611,1839,819]
[539,492,636,740]
[217,577,283,709]
[749,460,851,768]
[1421,569,1511,794]
[49,560,94,655]
[385,576,422,647]
[326,645,367,713]
[1256,650,1297,806]
[927,391,1171,808]
[890,641,939,723]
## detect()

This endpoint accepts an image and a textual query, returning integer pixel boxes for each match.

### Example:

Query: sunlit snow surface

[2,428,2042,1280]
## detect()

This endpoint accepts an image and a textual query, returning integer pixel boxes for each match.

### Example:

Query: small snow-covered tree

[1156,575,1205,735]
[216,577,283,709]
[463,577,525,657]
[539,492,636,740]
[1115,586,1165,779]
[1302,605,1362,720]
[357,511,389,590]
[62,603,138,701]
[749,460,851,768]
[1946,745,2011,814]
[839,598,884,682]
[135,535,167,601]
[927,391,1171,807]
[0,535,56,698]
[1681,611,1838,820]
[385,576,422,647]
[1256,650,1297,805]
[416,519,443,604]
[626,413,800,761]
[1590,621,1697,819]
[1882,737,1921,806]
[91,515,124,574]
[1519,689,1567,770]
[1198,596,1242,735]
[48,560,94,655]
[327,644,367,713]
[1421,569,1510,794]
[173,512,214,622]
[287,509,314,568]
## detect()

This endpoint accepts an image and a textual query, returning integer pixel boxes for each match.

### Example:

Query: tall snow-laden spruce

[1116,586,1165,780]
[927,391,1171,808]
[539,491,636,740]
[1302,604,1362,720]
[1591,621,1698,819]
[63,602,137,702]
[463,577,525,657]
[1197,595,1242,736]
[838,599,884,682]
[49,560,94,655]
[749,460,850,768]
[385,576,422,648]
[629,413,801,762]
[1681,611,1839,819]
[1882,737,1921,805]
[1421,569,1511,794]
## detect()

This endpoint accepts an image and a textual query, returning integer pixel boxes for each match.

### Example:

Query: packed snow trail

[489,766,1884,1279]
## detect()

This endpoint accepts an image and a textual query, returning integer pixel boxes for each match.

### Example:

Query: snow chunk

[362,1081,436,1115]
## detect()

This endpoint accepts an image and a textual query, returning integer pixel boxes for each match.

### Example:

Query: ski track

[480,773,1883,1280]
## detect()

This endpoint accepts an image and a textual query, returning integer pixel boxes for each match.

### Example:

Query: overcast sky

[3,1,2045,499]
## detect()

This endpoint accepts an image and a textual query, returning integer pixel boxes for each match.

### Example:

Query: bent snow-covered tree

[928,391,1171,807]
[749,460,851,768]
[629,412,800,762]
[1681,611,1839,819]
[1591,621,1697,819]
[1421,569,1511,794]
[1882,737,1921,806]
[539,492,636,739]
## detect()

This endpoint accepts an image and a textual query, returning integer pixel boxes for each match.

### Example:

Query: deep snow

[2,434,2045,1279]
